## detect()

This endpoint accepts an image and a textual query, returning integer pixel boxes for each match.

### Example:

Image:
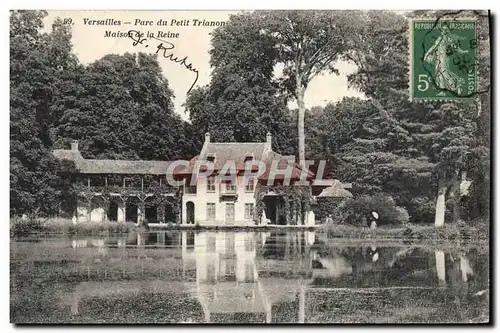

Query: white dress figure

[370,211,378,229]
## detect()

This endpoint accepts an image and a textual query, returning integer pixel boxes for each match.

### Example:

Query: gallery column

[157,204,166,224]
[117,200,126,223]
[137,203,145,225]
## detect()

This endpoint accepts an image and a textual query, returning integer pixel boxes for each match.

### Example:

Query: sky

[44,10,365,120]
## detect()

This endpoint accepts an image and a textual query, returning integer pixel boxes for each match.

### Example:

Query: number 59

[417,74,429,91]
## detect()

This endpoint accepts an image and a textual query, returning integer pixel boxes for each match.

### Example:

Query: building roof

[52,135,327,182]
[317,180,354,198]
[52,149,181,175]
[178,133,317,181]
[202,142,268,170]
[80,159,177,175]
[53,149,85,161]
[260,151,315,180]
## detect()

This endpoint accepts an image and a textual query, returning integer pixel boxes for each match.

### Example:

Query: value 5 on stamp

[410,18,477,100]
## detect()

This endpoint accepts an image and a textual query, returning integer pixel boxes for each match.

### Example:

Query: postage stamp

[410,18,477,100]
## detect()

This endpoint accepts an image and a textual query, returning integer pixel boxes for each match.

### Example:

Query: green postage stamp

[410,18,477,100]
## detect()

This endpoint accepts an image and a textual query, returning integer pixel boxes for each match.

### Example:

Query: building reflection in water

[62,231,483,323]
[186,232,270,323]
[182,231,321,323]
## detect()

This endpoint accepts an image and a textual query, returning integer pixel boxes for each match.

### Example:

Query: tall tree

[54,53,189,160]
[130,53,189,160]
[258,10,363,166]
[10,11,74,216]
[186,13,297,155]
[53,54,140,159]
[345,10,490,225]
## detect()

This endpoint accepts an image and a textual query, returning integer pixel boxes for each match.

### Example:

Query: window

[207,154,216,163]
[207,203,216,220]
[225,233,235,253]
[245,178,255,192]
[207,235,216,252]
[226,182,236,193]
[224,260,236,279]
[207,177,215,192]
[244,203,254,220]
[277,159,291,170]
[244,155,253,163]
[184,177,197,194]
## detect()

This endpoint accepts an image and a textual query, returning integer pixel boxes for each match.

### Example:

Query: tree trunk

[434,180,447,228]
[449,179,460,223]
[296,85,306,168]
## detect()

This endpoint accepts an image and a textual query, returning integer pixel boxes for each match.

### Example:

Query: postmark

[410,17,477,100]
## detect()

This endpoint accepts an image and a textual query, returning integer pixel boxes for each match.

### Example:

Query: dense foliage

[10,10,490,226]
[185,13,297,155]
[10,11,67,216]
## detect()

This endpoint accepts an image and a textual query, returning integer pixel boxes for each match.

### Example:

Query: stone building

[53,140,182,224]
[53,134,333,225]
[175,132,328,226]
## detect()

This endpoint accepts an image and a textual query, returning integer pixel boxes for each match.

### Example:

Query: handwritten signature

[127,30,199,94]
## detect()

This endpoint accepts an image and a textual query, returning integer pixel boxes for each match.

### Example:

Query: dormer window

[207,154,216,163]
[277,160,289,170]
[244,154,253,163]
[245,178,255,192]
[207,177,216,192]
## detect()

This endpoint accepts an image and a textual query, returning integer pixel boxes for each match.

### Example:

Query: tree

[10,11,74,216]
[258,10,363,166]
[54,53,189,160]
[186,13,297,155]
[418,101,478,226]
[306,98,373,170]
[130,53,189,160]
[345,10,490,226]
[53,54,140,159]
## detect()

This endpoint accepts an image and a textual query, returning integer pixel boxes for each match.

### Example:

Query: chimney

[205,132,210,144]
[71,140,79,151]
[266,132,272,144]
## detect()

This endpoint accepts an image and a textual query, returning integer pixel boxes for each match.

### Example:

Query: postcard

[10,9,490,324]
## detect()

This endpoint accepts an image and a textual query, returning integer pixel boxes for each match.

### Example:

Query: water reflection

[10,231,489,324]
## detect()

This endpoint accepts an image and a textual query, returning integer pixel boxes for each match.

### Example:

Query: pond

[10,231,489,324]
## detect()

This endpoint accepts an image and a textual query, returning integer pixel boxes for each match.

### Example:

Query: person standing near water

[370,211,379,229]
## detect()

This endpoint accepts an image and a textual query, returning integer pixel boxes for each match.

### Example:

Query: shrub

[313,197,350,224]
[395,206,410,225]
[12,217,139,235]
[10,216,43,235]
[409,196,435,223]
[342,195,410,226]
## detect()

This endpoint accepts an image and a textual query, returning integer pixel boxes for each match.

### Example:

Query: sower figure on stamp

[424,24,469,95]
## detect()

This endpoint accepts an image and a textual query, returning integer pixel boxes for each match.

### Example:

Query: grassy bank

[319,220,489,242]
[10,218,318,236]
[10,217,141,236]
[11,217,489,241]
